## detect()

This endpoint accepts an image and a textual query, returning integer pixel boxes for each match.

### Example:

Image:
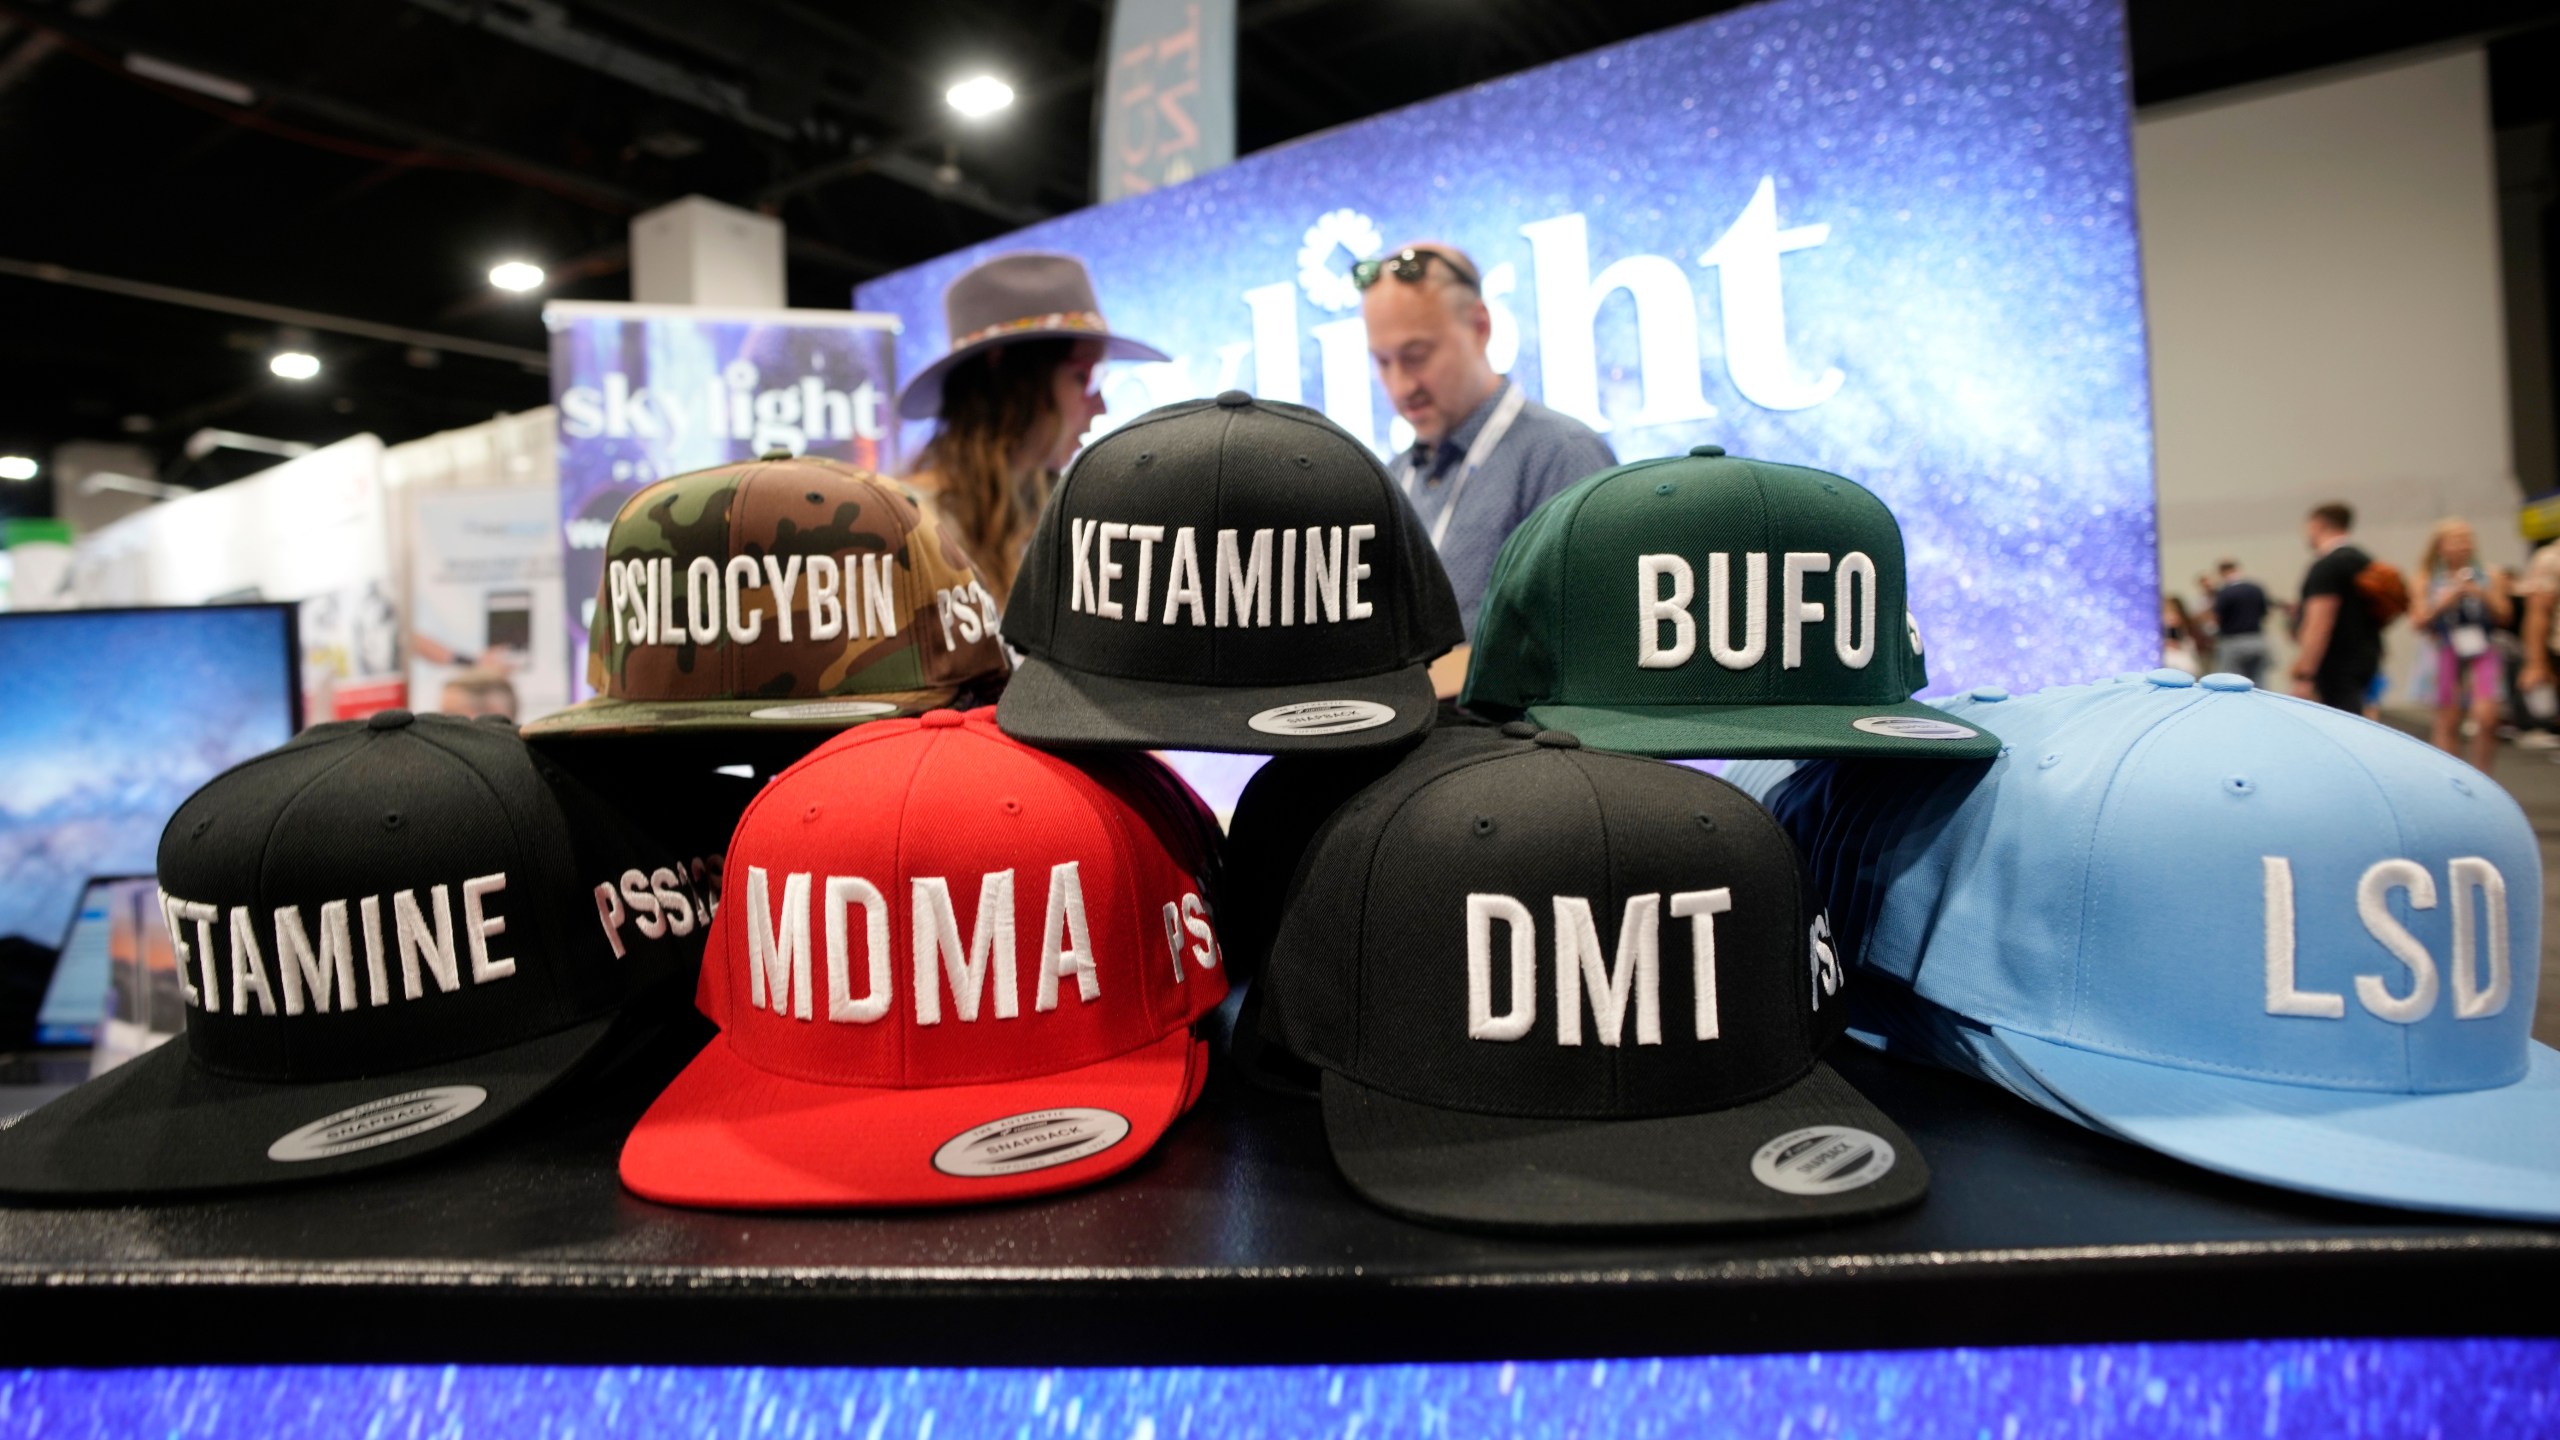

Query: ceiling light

[270,351,321,381]
[946,75,1015,119]
[0,455,37,482]
[489,260,545,293]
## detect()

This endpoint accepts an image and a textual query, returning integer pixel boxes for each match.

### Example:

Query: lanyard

[1401,382,1530,551]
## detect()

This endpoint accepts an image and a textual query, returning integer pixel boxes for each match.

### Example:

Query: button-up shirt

[1395,381,1618,637]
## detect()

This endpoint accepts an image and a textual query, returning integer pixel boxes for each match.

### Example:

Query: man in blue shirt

[1359,242,1616,684]
[2200,559,2270,685]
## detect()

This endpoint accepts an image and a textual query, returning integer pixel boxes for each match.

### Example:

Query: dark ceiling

[0,0,2553,514]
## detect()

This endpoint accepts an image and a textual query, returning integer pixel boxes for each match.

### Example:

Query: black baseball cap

[1219,717,1521,1096]
[998,391,1466,753]
[1258,727,1926,1232]
[0,711,706,1196]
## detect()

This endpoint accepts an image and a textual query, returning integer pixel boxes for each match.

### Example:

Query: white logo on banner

[558,359,887,454]
[1105,179,1838,457]
[1298,209,1384,314]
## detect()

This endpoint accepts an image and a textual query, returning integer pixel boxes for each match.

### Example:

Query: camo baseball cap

[526,451,1009,737]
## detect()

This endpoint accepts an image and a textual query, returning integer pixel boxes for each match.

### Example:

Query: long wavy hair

[917,338,1075,599]
[2419,516,2475,579]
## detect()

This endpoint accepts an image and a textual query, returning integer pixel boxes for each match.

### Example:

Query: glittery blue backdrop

[8,1340,2555,1437]
[856,0,2156,696]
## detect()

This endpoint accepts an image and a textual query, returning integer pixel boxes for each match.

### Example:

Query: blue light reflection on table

[7,1340,2554,1437]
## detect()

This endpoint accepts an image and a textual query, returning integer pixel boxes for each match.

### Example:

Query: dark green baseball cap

[1462,446,1999,759]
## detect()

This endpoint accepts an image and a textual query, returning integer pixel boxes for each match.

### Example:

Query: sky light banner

[546,303,899,700]
[860,0,2156,694]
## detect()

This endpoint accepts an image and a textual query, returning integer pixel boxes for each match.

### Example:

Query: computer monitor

[34,875,181,1062]
[0,604,300,1048]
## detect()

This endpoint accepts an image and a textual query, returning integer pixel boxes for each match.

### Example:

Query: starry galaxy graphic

[0,606,297,947]
[858,0,2156,697]
[6,1340,2555,1437]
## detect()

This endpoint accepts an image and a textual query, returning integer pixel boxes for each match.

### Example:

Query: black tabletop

[1,1019,2553,1368]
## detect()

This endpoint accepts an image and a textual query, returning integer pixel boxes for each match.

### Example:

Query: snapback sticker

[267,1085,489,1163]
[932,1107,1133,1178]
[1751,1125,1897,1196]
[749,700,903,721]
[1247,700,1397,737]
[1851,715,1979,741]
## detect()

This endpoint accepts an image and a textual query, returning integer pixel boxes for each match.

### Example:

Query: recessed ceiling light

[270,351,321,381]
[946,75,1015,119]
[0,455,37,482]
[489,260,545,293]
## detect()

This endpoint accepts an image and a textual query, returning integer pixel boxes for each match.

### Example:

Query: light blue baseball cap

[1754,669,2559,1221]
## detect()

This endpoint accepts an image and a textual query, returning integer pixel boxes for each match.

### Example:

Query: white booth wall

[2137,47,2520,698]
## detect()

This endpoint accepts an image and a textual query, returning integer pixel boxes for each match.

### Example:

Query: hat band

[951,310,1111,352]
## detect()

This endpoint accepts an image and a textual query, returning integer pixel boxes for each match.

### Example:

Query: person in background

[438,667,518,721]
[2198,559,2270,685]
[2412,517,2511,773]
[2289,501,2385,714]
[897,252,1169,602]
[2514,540,2560,750]
[1359,241,1615,688]
[2161,593,2203,675]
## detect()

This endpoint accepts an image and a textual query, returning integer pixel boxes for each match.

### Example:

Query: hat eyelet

[1696,812,1716,831]
[1134,452,1154,467]
[381,811,403,831]
[803,804,823,823]
[2450,776,2474,796]
[192,817,213,839]
[2038,754,2063,770]
[1001,797,1022,816]
[2225,776,2255,796]
[805,491,824,504]
[1654,483,1675,496]
[1472,816,1496,837]
[1294,456,1313,469]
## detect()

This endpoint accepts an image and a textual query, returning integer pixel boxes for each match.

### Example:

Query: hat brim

[897,333,1173,421]
[522,688,965,738]
[1518,697,2002,759]
[1990,1028,2560,1221]
[1317,1062,1927,1234]
[0,1015,617,1197]
[997,655,1437,754]
[617,1028,1208,1210]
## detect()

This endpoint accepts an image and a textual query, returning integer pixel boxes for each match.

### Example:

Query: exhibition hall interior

[1,0,2558,1433]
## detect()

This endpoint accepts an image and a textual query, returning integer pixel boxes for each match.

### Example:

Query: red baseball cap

[620,707,1228,1208]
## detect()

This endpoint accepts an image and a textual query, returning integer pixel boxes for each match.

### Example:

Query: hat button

[1688,444,1726,458]
[367,708,414,730]
[1215,389,1254,408]
[2200,672,2254,692]
[758,445,794,461]
[1967,686,2010,702]
[1498,720,1541,739]
[2145,669,2197,689]
[919,709,966,729]
[1533,729,1581,749]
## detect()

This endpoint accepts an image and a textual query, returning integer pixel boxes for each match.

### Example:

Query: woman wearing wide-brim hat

[899,252,1169,601]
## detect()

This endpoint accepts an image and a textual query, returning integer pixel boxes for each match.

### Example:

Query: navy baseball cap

[1745,670,2558,1221]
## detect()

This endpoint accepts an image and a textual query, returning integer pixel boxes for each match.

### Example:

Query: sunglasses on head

[1351,247,1481,294]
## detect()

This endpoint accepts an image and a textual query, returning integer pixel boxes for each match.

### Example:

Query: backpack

[2353,559,2412,626]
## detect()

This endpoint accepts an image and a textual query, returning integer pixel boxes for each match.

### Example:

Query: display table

[2,1030,2552,1367]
